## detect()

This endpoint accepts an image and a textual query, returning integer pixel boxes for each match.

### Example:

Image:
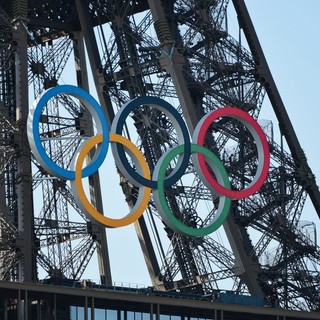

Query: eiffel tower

[0,0,319,313]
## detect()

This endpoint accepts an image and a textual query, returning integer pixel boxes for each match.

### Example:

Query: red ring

[194,107,270,199]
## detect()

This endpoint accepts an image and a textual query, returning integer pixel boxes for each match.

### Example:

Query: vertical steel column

[53,293,57,320]
[74,0,117,286]
[91,297,95,320]
[17,289,21,320]
[4,299,8,320]
[150,303,153,320]
[12,19,35,282]
[85,296,88,320]
[37,299,40,320]
[24,290,28,320]
[72,31,112,285]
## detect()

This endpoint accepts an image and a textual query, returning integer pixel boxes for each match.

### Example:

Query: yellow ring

[72,133,152,227]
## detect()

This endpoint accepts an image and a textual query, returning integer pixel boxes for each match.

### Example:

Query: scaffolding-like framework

[0,1,319,317]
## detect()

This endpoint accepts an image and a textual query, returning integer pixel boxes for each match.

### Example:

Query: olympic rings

[28,85,270,237]
[111,96,190,189]
[153,144,231,237]
[71,133,152,227]
[192,107,270,199]
[27,85,109,180]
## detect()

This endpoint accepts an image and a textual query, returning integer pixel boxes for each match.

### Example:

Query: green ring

[153,144,231,237]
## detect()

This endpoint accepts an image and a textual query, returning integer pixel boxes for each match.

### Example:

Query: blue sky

[81,1,320,286]
[246,0,320,173]
[246,1,320,241]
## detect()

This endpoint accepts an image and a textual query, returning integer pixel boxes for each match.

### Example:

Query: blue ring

[111,96,191,188]
[32,85,109,180]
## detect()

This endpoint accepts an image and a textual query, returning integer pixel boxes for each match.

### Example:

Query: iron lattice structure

[0,0,319,313]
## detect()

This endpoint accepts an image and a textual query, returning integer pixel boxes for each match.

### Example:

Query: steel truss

[0,0,319,313]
